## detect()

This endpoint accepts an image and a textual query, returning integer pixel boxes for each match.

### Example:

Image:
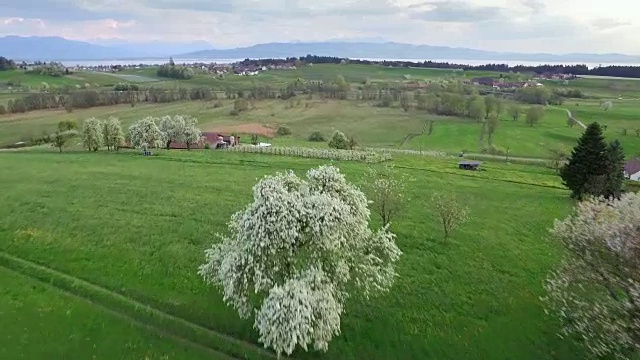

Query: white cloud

[0,0,639,54]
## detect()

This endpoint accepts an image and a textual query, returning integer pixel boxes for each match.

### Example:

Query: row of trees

[79,117,126,152]
[53,115,202,152]
[157,59,195,79]
[129,115,202,151]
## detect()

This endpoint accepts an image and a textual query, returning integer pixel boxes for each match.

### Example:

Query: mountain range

[1,36,640,64]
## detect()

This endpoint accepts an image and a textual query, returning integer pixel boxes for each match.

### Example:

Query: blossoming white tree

[103,117,125,151]
[181,115,202,150]
[542,192,640,360]
[198,165,402,357]
[82,117,103,151]
[158,115,185,149]
[129,116,166,151]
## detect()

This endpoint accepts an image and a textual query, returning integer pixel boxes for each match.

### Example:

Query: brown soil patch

[206,123,276,137]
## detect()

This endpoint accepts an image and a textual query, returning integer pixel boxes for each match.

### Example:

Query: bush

[204,142,211,149]
[0,104,5,115]
[308,131,325,142]
[229,109,240,116]
[328,130,349,150]
[234,98,249,112]
[276,126,292,136]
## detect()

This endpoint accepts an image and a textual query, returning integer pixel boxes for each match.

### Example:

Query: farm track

[0,250,278,360]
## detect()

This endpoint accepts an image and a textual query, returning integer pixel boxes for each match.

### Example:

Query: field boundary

[0,251,277,360]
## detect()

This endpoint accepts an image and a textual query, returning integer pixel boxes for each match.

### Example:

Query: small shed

[458,161,482,171]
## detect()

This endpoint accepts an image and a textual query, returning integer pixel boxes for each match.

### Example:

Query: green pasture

[0,69,118,89]
[2,96,639,158]
[0,149,582,359]
[0,266,222,360]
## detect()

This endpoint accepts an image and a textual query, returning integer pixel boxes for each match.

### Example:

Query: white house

[624,159,640,181]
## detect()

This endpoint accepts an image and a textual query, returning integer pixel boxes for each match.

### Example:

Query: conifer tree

[560,122,609,199]
[605,139,625,199]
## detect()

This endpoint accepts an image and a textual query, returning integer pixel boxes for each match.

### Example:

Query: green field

[0,69,119,89]
[0,266,225,360]
[0,149,585,359]
[2,96,639,158]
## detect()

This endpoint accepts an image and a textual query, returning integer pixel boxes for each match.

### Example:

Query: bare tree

[364,164,407,226]
[432,192,469,241]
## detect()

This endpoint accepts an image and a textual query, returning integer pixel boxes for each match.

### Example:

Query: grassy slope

[2,96,638,157]
[0,150,582,359]
[0,69,118,89]
[0,266,220,360]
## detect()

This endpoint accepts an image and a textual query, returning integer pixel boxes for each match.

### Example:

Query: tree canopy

[543,192,640,359]
[198,165,401,356]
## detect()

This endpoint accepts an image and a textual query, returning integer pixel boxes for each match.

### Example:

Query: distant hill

[1,36,639,64]
[180,41,640,64]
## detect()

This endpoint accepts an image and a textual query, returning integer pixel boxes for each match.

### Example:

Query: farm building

[169,132,240,149]
[458,161,482,171]
[625,159,640,181]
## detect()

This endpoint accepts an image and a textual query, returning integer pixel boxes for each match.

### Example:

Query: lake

[60,58,639,69]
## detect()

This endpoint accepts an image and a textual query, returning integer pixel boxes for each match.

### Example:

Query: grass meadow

[0,149,583,359]
[0,69,119,89]
[2,96,639,158]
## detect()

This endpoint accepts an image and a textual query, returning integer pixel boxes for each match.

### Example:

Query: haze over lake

[61,58,640,69]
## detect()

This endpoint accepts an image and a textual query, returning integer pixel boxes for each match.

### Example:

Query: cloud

[409,1,504,23]
[0,1,131,22]
[522,0,545,13]
[0,0,638,54]
[591,18,630,31]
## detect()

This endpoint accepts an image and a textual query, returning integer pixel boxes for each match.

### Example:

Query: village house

[624,159,640,181]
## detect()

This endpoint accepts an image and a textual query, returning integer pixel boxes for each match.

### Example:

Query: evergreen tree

[560,122,609,199]
[605,139,625,199]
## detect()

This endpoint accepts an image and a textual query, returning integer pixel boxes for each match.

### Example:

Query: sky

[0,0,638,54]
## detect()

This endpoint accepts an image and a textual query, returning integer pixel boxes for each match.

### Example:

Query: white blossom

[129,116,166,150]
[226,145,391,163]
[82,117,103,151]
[542,192,640,360]
[199,165,402,357]
[158,115,185,148]
[104,117,125,151]
[182,115,202,150]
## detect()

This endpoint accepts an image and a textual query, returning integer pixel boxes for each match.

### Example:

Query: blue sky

[0,0,638,54]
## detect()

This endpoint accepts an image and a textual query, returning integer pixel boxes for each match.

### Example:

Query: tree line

[0,56,16,71]
[242,55,640,79]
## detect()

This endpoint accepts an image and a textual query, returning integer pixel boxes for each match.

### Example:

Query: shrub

[328,130,349,150]
[308,131,325,142]
[229,109,240,116]
[234,98,249,112]
[0,104,5,115]
[204,142,211,149]
[276,126,292,136]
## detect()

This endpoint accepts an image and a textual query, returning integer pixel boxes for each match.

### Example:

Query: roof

[625,159,640,175]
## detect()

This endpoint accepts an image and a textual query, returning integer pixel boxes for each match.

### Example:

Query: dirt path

[549,106,587,129]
